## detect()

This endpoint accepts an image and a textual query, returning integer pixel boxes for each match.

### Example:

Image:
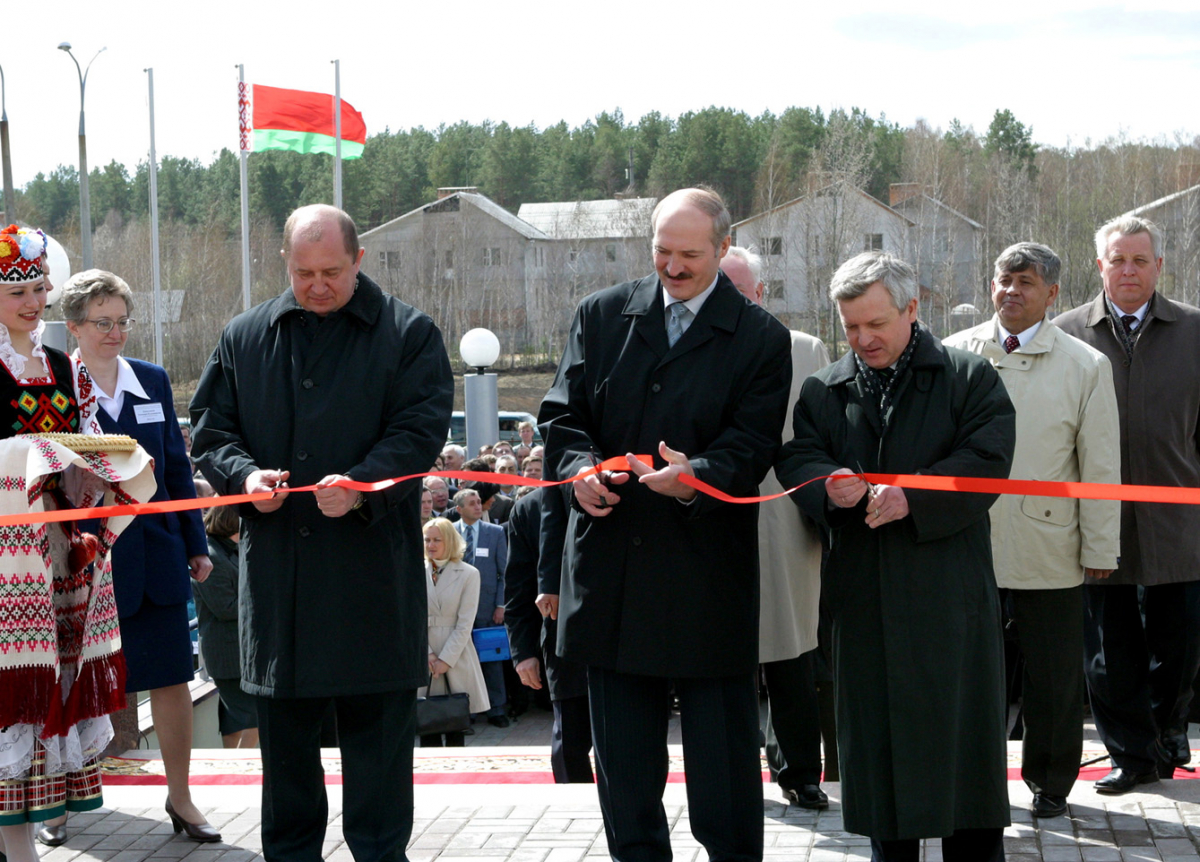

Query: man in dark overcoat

[504,486,593,782]
[539,187,792,862]
[190,204,452,862]
[777,251,1015,862]
[1055,214,1200,791]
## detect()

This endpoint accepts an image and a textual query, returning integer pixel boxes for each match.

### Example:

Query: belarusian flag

[239,83,367,158]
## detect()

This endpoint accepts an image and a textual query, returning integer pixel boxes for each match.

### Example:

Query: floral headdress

[0,224,47,284]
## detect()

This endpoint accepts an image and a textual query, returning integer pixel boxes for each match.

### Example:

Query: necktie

[667,302,691,347]
[1121,315,1138,334]
[1003,335,1020,354]
[464,523,475,565]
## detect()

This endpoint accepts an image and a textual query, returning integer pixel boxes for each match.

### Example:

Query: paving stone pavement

[33,770,1200,861]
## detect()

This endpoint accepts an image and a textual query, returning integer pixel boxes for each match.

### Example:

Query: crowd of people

[0,189,1193,862]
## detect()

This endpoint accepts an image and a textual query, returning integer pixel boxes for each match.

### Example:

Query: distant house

[733,181,984,334]
[517,197,655,293]
[888,184,984,309]
[360,188,551,352]
[732,182,915,325]
[360,190,656,358]
[1124,183,1200,305]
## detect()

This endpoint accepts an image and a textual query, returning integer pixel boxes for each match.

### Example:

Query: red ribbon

[2,455,1197,529]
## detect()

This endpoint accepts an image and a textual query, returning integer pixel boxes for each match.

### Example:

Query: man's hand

[245,469,290,513]
[1086,568,1114,580]
[572,461,630,517]
[825,468,869,509]
[536,593,559,620]
[315,474,361,518]
[188,555,213,584]
[865,485,909,528]
[515,657,543,690]
[492,606,505,625]
[628,441,697,501]
[429,657,450,677]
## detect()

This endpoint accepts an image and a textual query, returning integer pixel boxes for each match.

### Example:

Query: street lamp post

[0,66,14,224]
[460,329,501,460]
[57,42,105,269]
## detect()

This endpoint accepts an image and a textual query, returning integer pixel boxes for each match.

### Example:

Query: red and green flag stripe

[249,84,366,159]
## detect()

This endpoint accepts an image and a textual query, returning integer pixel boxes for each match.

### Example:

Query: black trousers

[761,649,823,789]
[551,695,594,783]
[1004,586,1084,796]
[257,690,415,862]
[588,666,763,862]
[1084,582,1200,772]
[871,828,1003,862]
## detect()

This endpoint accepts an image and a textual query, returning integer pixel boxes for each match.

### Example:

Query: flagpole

[145,68,163,367]
[332,59,342,210]
[238,65,251,312]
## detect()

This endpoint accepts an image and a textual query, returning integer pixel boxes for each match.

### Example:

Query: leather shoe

[1094,766,1159,795]
[784,784,829,810]
[36,818,67,846]
[1031,793,1068,818]
[1160,731,1191,767]
[165,798,221,843]
[487,715,511,728]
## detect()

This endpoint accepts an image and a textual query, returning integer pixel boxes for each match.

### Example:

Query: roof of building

[361,191,549,241]
[1125,184,1200,218]
[732,182,917,230]
[892,192,983,231]
[517,198,656,240]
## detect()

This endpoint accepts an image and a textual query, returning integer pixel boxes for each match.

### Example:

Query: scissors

[588,447,611,509]
[855,460,879,501]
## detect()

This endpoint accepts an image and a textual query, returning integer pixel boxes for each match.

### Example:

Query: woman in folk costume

[419,517,489,746]
[54,269,218,843]
[0,226,126,862]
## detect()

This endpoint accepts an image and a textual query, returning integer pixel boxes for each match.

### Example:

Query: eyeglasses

[83,317,136,333]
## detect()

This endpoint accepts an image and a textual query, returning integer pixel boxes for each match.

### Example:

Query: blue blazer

[456,519,507,621]
[97,359,207,616]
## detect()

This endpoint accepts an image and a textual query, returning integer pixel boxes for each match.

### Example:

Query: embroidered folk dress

[0,321,155,825]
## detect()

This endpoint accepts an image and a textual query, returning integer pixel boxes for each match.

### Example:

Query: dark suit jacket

[1055,291,1200,585]
[538,273,792,678]
[457,519,507,621]
[98,359,207,616]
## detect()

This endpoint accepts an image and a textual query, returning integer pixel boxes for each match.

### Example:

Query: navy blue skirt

[120,599,194,693]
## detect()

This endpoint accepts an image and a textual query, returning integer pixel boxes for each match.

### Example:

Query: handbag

[471,625,512,662]
[416,673,471,736]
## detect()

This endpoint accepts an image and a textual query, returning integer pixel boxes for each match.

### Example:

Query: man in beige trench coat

[724,246,832,810]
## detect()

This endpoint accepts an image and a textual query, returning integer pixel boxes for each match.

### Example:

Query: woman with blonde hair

[419,517,489,746]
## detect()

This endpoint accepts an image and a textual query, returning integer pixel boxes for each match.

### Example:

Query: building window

[864,233,884,251]
[444,250,454,268]
[569,250,578,263]
[386,251,401,269]
[766,237,783,255]
[532,246,545,268]
[483,247,502,266]
[378,251,387,269]
[605,244,617,262]
[767,279,784,299]
[810,234,820,257]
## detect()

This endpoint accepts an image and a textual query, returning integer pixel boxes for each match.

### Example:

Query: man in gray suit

[455,488,510,727]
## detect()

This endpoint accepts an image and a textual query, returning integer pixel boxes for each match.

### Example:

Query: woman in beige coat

[419,518,490,746]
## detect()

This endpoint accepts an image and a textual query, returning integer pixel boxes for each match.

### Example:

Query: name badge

[475,547,490,558]
[134,403,166,424]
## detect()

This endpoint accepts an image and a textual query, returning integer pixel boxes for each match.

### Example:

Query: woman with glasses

[49,270,220,844]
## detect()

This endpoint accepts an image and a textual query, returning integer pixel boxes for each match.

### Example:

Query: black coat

[538,273,792,678]
[190,274,453,697]
[504,487,587,701]
[777,330,1015,840]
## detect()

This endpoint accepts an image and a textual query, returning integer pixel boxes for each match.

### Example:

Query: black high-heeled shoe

[165,797,221,843]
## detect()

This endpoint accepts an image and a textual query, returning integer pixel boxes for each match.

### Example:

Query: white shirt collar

[1106,297,1150,327]
[997,319,1042,350]
[661,273,720,319]
[86,355,148,420]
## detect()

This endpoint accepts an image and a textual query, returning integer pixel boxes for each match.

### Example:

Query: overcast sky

[19,0,1200,189]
